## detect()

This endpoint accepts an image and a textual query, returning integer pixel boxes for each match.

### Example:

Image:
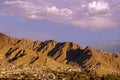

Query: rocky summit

[0,33,120,78]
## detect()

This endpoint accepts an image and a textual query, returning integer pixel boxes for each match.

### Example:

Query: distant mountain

[94,41,120,53]
[0,33,120,75]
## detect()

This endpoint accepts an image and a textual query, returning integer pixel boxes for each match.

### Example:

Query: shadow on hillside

[29,56,39,64]
[48,43,92,68]
[8,50,26,63]
[13,39,22,46]
[48,43,65,56]
[36,42,47,52]
[5,47,19,58]
[66,48,82,64]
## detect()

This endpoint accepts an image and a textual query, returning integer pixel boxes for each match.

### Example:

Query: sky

[0,0,120,47]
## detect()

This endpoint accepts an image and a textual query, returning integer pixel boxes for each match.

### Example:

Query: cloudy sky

[0,0,120,47]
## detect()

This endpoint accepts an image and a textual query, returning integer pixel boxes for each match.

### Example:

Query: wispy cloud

[88,1,110,16]
[72,17,116,31]
[0,0,120,30]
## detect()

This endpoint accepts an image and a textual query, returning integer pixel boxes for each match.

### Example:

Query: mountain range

[0,33,120,75]
[94,41,120,53]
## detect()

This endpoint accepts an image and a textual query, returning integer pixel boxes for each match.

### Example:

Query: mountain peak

[0,32,8,37]
[0,33,10,42]
[83,46,94,53]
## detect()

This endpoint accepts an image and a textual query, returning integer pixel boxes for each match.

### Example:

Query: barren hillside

[0,33,120,75]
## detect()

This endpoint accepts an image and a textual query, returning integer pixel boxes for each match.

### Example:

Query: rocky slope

[0,33,120,75]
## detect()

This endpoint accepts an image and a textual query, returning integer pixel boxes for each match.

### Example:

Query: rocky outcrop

[0,33,120,75]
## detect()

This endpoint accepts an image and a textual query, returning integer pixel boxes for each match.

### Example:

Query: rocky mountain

[0,33,120,75]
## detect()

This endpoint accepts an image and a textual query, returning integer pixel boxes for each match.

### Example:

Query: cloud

[0,0,120,30]
[46,6,73,20]
[71,17,116,31]
[1,0,37,17]
[88,1,110,16]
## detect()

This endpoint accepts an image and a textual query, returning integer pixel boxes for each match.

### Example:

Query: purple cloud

[0,0,120,30]
[88,1,110,16]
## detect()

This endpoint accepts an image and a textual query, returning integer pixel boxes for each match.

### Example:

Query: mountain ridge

[94,41,120,53]
[0,33,120,75]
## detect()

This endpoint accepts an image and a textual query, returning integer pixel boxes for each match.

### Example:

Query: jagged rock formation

[0,33,120,75]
